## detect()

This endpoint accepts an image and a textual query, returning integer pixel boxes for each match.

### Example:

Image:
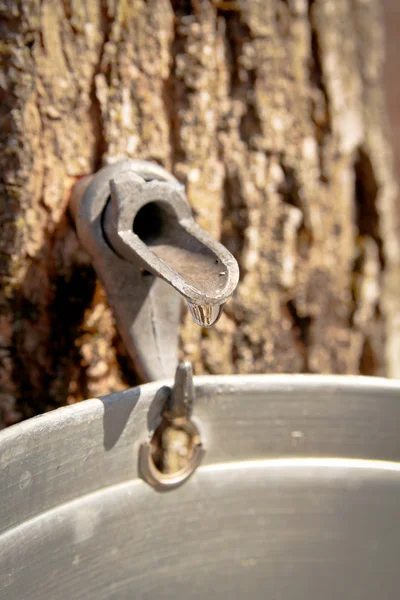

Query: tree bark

[1,0,399,426]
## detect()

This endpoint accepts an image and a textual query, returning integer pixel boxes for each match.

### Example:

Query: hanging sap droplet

[187,302,225,327]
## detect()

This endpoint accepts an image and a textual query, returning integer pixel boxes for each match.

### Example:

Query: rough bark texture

[383,0,400,180]
[1,0,399,426]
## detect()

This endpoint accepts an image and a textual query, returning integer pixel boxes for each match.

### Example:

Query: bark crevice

[308,0,332,182]
[220,173,249,275]
[354,146,385,270]
[91,0,113,171]
[359,336,377,375]
[286,299,312,372]
[163,2,190,170]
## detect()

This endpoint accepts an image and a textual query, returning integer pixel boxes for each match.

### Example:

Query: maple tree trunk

[1,0,399,426]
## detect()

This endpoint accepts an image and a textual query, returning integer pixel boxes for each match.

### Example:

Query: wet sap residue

[187,302,225,327]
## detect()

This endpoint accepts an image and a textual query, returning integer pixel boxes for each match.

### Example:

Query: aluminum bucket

[1,375,400,599]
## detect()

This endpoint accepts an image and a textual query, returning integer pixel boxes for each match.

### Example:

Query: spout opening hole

[133,201,169,244]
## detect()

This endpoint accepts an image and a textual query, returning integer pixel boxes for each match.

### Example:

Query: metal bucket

[1,375,400,599]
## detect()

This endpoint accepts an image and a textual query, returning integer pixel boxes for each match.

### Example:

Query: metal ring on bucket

[138,419,205,492]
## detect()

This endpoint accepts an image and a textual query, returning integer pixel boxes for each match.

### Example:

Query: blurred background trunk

[1,0,399,426]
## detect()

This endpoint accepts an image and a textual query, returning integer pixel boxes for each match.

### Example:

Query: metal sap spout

[71,160,240,381]
[103,172,239,327]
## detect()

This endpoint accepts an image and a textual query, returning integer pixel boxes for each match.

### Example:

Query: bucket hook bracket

[139,361,205,491]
